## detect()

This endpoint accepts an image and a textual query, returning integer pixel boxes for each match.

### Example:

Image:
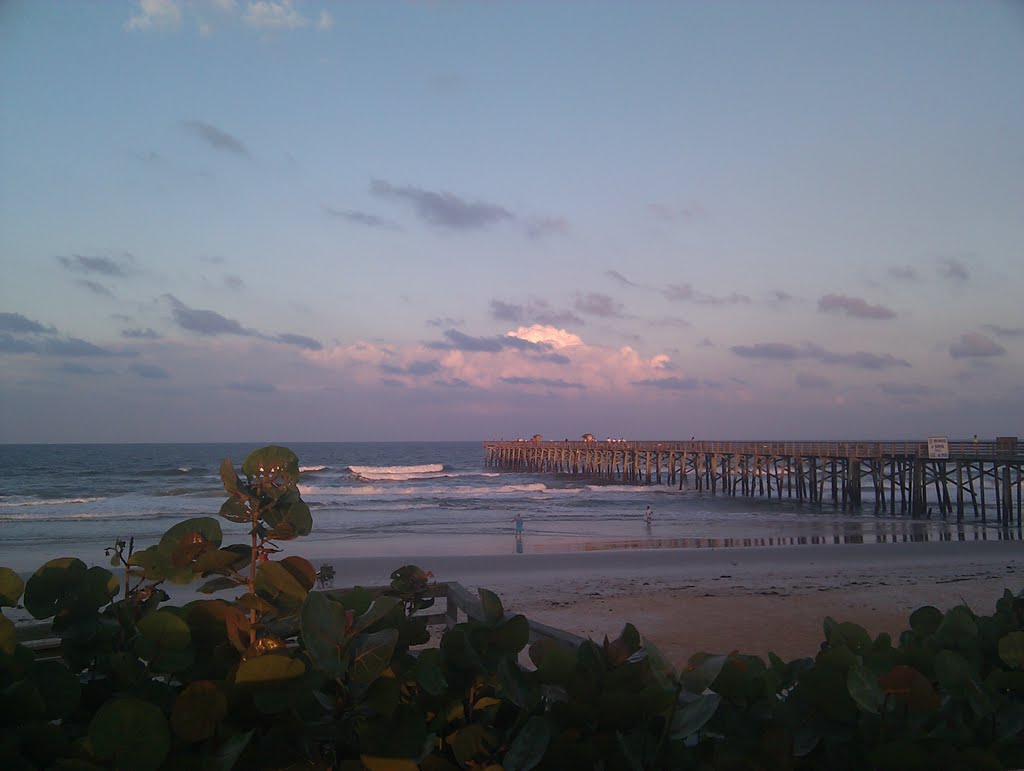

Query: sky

[1,0,1022,443]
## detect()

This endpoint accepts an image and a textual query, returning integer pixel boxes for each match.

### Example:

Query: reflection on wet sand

[532,521,1023,554]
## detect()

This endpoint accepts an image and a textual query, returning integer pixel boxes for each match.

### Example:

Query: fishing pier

[483,438,1024,524]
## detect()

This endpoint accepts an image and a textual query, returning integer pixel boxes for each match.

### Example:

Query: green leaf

[933,605,979,648]
[351,628,399,685]
[30,659,81,719]
[0,566,24,607]
[171,680,228,743]
[242,445,300,485]
[23,557,86,619]
[137,609,192,651]
[235,654,305,685]
[194,544,250,574]
[255,560,309,605]
[479,587,504,624]
[847,663,884,714]
[413,648,448,695]
[495,613,530,655]
[158,516,223,552]
[352,595,401,635]
[909,605,943,636]
[360,758,419,771]
[529,639,576,684]
[218,498,251,523]
[300,591,349,678]
[504,716,551,771]
[198,576,241,594]
[219,457,240,494]
[878,665,940,712]
[671,693,721,739]
[202,730,253,771]
[88,698,171,771]
[999,631,1024,670]
[680,653,728,694]
[827,621,872,654]
[0,613,15,656]
[449,724,497,768]
[263,493,312,540]
[128,546,193,584]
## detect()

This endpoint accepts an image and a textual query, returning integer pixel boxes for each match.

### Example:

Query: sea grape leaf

[878,665,940,712]
[0,566,24,607]
[909,605,943,636]
[300,591,349,678]
[23,557,87,619]
[671,693,721,739]
[479,588,504,624]
[194,544,250,575]
[999,631,1024,670]
[138,610,192,651]
[280,555,317,591]
[263,494,312,540]
[529,639,576,684]
[680,653,728,695]
[198,577,240,594]
[158,517,223,553]
[242,445,300,485]
[503,716,551,771]
[235,654,305,685]
[218,498,251,523]
[171,680,228,743]
[255,560,309,605]
[30,659,81,719]
[88,698,171,771]
[933,606,979,649]
[360,758,419,771]
[413,648,448,695]
[0,613,15,656]
[129,546,194,585]
[351,628,399,685]
[495,613,530,655]
[219,457,240,494]
[827,621,872,654]
[202,729,254,771]
[847,663,884,714]
[352,595,401,635]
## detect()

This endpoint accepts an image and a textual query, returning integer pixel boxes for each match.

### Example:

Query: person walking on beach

[513,513,524,534]
[644,505,653,527]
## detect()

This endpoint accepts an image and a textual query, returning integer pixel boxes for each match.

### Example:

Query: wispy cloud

[647,201,706,223]
[818,293,897,320]
[524,216,568,239]
[165,295,256,336]
[57,253,135,276]
[949,332,1005,359]
[499,376,585,389]
[381,360,442,377]
[371,179,513,230]
[731,341,910,370]
[243,1,308,29]
[489,299,583,327]
[122,327,161,340]
[633,376,703,390]
[937,257,969,282]
[182,120,250,157]
[575,292,625,318]
[662,283,750,306]
[76,280,114,296]
[888,265,919,281]
[982,324,1024,338]
[276,333,322,351]
[226,380,277,393]
[43,338,133,358]
[125,0,182,31]
[324,206,399,230]
[60,362,114,376]
[0,312,55,335]
[130,363,171,379]
[796,372,833,389]
[606,270,639,288]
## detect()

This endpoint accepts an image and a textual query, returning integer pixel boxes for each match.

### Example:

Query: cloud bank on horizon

[0,1,1022,442]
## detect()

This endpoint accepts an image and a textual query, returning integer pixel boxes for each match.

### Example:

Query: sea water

[0,442,1014,573]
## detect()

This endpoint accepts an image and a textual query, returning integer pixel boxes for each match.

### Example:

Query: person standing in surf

[644,505,653,526]
[513,513,524,534]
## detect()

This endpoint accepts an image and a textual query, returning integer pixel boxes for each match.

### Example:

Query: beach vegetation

[2,445,1023,769]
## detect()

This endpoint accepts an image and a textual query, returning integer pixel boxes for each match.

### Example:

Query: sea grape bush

[1,445,1022,770]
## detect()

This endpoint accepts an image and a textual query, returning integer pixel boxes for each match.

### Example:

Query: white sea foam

[349,463,445,481]
[300,465,327,472]
[0,496,102,507]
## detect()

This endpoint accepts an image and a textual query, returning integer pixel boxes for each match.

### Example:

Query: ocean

[0,442,1015,574]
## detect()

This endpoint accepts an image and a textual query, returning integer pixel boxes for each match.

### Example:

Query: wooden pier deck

[483,438,1024,523]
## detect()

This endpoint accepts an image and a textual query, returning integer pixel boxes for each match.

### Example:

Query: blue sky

[1,0,1022,443]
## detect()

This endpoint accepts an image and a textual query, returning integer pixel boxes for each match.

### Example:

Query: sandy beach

[11,540,1020,666]
[315,540,1021,664]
